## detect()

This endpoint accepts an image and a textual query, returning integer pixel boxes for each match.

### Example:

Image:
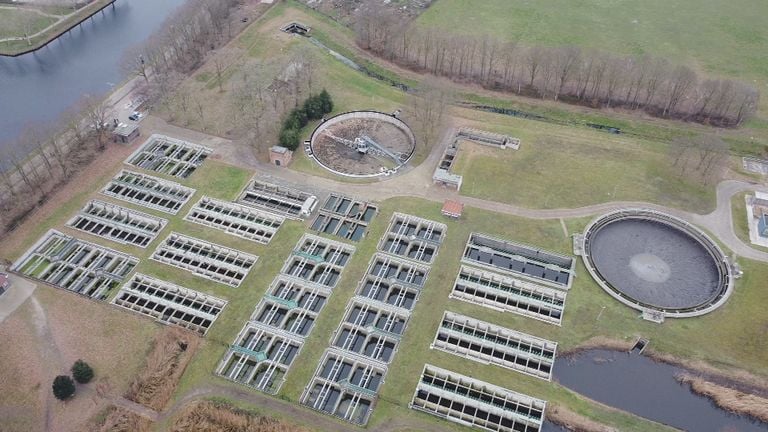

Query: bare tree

[121,45,150,83]
[82,95,110,150]
[409,78,452,150]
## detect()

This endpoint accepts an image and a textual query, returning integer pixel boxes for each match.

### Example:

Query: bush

[318,89,333,114]
[276,91,334,153]
[71,360,94,384]
[279,128,301,151]
[52,375,76,400]
[302,96,324,119]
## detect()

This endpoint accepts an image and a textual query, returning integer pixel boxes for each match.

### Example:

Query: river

[0,0,187,152]
[554,349,765,431]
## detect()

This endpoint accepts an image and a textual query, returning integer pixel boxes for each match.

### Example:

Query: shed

[269,146,293,167]
[442,199,464,219]
[112,123,140,144]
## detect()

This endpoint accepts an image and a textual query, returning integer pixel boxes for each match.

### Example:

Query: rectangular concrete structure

[112,273,227,335]
[13,229,138,300]
[217,322,304,394]
[463,233,575,289]
[126,134,213,178]
[151,232,258,287]
[410,364,546,432]
[331,296,410,363]
[102,170,195,215]
[357,253,429,311]
[251,275,331,337]
[217,235,356,396]
[301,348,387,426]
[450,265,566,325]
[378,213,447,264]
[67,200,167,248]
[311,194,378,241]
[432,312,557,380]
[281,234,355,289]
[238,178,317,219]
[185,196,284,244]
[304,219,442,426]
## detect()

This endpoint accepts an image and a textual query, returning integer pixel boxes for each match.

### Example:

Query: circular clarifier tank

[582,209,733,317]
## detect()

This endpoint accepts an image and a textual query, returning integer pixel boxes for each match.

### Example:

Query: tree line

[122,0,242,107]
[354,9,759,127]
[0,0,246,239]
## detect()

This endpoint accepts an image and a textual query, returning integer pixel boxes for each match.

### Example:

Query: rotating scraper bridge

[308,111,416,178]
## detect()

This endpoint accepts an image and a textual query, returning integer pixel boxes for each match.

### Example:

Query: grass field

[163,2,731,214]
[4,130,768,432]
[417,0,768,86]
[450,107,717,213]
[0,285,159,432]
[0,0,114,56]
[0,8,56,40]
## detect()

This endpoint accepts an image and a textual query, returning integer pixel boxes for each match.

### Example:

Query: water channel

[554,349,765,431]
[0,0,187,152]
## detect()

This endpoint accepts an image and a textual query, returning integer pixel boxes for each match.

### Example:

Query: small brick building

[269,146,293,167]
[441,199,464,219]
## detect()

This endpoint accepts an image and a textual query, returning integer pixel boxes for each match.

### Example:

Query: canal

[0,0,187,151]
[554,349,765,431]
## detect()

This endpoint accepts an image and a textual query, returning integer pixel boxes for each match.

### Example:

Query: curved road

[148,118,768,262]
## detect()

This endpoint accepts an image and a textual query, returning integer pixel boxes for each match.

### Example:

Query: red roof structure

[442,199,464,219]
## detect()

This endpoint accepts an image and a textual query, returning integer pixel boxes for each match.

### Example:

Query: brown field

[171,400,310,432]
[0,285,159,432]
[89,406,153,432]
[677,374,768,423]
[547,403,618,432]
[125,327,201,412]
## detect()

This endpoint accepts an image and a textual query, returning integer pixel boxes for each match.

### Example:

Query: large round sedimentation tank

[308,111,416,178]
[582,209,733,317]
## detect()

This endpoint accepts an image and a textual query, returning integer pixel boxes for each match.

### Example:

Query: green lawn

[418,0,768,120]
[450,108,716,213]
[417,0,768,84]
[0,0,114,55]
[8,144,768,432]
[0,8,56,40]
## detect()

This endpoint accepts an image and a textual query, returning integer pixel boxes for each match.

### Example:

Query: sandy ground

[0,285,159,432]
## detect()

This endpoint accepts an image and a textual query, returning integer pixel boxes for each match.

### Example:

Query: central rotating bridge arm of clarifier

[323,131,406,168]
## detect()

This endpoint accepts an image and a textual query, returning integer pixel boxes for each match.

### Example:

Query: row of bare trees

[0,95,110,237]
[121,0,241,107]
[354,8,759,126]
[0,0,247,238]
